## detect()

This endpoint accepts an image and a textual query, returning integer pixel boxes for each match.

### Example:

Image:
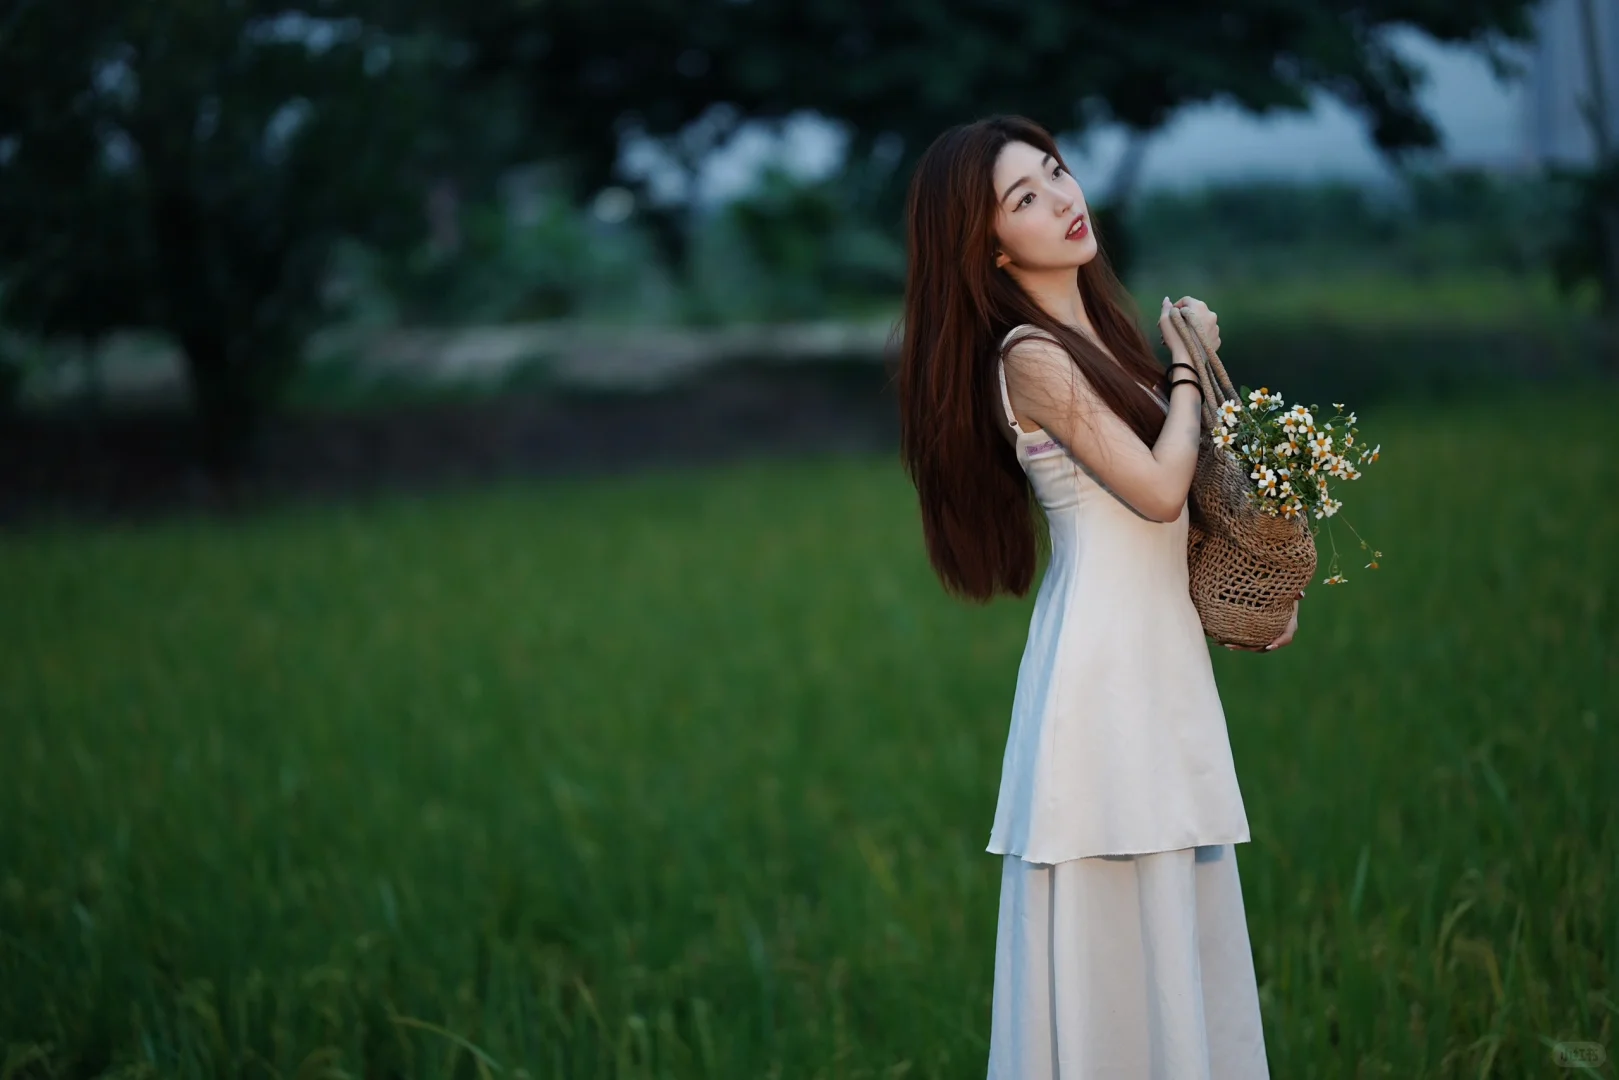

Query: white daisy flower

[1218,400,1242,424]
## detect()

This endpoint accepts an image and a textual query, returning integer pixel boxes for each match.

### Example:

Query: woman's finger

[1262,606,1301,651]
[1158,312,1190,358]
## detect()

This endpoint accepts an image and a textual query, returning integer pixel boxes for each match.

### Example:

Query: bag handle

[1164,304,1237,428]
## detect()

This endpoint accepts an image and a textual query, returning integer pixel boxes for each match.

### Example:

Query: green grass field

[3,381,1616,1079]
[1131,267,1599,332]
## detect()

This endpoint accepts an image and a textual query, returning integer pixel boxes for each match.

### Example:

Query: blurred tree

[0,0,1553,468]
[0,1,460,470]
[1547,0,1618,357]
[449,0,1539,282]
[709,165,905,320]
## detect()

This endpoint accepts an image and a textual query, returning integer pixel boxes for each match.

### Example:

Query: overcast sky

[667,27,1531,205]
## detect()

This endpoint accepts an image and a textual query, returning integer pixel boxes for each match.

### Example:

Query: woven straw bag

[1163,306,1316,648]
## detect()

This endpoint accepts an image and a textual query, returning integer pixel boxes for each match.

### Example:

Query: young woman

[897,115,1302,1078]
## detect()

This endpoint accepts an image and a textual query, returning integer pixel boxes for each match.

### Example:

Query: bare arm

[1004,328,1204,523]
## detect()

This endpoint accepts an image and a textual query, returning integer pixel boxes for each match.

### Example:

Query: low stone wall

[19,318,903,406]
[1,353,903,527]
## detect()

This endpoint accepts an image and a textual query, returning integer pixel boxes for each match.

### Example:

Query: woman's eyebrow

[1000,153,1053,203]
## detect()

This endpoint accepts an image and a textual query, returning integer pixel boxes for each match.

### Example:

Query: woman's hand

[1223,589,1303,652]
[1157,297,1195,362]
[1173,296,1221,353]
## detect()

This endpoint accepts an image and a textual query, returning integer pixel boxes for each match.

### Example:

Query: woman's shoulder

[999,322,1040,349]
[998,323,1065,359]
[999,326,1069,374]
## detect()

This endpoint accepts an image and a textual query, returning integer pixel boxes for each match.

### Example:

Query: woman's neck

[1016,269,1098,341]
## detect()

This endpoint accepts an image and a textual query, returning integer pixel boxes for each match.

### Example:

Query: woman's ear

[994,250,1010,269]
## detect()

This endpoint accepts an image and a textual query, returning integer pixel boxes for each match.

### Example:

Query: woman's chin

[1058,244,1099,268]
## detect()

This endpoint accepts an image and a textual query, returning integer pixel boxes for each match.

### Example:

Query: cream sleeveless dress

[984,325,1270,1079]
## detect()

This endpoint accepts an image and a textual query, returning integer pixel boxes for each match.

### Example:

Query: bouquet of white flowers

[1208,386,1383,585]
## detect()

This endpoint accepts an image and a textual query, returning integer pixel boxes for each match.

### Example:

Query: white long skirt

[987,843,1270,1079]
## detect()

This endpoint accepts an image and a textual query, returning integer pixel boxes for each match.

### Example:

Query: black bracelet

[1165,362,1198,380]
[1168,377,1204,401]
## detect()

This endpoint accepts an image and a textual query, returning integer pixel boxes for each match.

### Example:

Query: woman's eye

[1018,192,1034,209]
[1053,165,1066,179]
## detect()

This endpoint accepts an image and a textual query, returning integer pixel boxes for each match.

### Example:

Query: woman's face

[990,140,1097,274]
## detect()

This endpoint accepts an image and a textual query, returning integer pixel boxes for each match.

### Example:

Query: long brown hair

[897,114,1168,603]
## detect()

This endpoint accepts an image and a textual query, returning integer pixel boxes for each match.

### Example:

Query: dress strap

[997,324,1041,435]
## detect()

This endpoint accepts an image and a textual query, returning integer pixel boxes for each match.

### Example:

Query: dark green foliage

[455,0,1539,231]
[1546,160,1619,316]
[1126,169,1579,284]
[712,166,905,321]
[0,2,456,468]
